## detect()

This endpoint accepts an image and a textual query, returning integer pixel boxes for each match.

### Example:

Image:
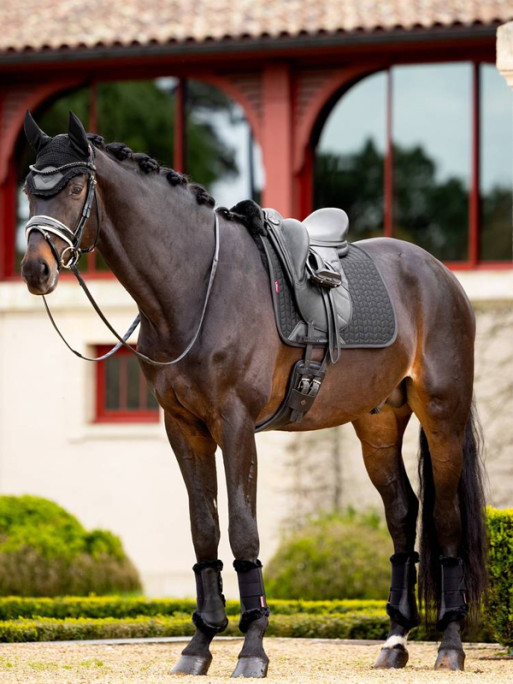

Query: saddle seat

[263,206,352,354]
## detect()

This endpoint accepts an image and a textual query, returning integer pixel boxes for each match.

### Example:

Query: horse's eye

[70,185,83,195]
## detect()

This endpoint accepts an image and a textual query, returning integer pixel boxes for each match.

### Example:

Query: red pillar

[174,78,187,173]
[261,63,293,217]
[0,158,16,279]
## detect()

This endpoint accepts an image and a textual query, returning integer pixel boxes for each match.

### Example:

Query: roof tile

[0,0,511,53]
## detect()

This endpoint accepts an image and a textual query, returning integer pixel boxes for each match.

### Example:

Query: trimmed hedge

[0,596,386,620]
[0,613,490,644]
[485,507,513,648]
[0,599,493,643]
[0,613,411,643]
[0,496,141,596]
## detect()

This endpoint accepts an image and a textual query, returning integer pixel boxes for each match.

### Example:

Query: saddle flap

[276,218,309,285]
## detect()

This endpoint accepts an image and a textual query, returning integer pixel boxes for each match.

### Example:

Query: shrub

[0,496,141,596]
[485,506,513,648]
[264,510,392,600]
[0,596,388,621]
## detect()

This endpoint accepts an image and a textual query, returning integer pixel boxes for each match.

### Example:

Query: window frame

[95,345,160,424]
[315,60,512,269]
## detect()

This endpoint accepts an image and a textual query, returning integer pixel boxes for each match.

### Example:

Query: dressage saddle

[262,206,351,362]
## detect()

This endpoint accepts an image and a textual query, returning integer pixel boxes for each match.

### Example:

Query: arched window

[314,63,512,266]
[9,79,263,278]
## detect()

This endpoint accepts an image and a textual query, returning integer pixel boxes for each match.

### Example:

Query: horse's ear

[68,111,89,156]
[24,111,52,153]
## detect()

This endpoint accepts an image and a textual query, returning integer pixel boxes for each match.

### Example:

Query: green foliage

[485,507,513,647]
[0,612,492,644]
[0,496,141,596]
[314,139,512,261]
[0,596,387,620]
[264,510,392,600]
[0,596,493,643]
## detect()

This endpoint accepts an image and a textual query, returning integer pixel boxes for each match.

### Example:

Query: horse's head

[21,111,98,295]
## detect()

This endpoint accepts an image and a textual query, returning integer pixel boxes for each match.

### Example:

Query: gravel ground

[0,638,510,683]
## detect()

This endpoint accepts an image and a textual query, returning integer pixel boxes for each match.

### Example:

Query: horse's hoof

[171,654,212,675]
[435,648,465,671]
[374,647,409,669]
[231,656,269,678]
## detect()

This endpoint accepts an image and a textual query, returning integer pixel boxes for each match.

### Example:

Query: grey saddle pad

[259,238,397,349]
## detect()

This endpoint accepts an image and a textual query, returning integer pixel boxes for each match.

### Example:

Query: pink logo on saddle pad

[275,279,280,294]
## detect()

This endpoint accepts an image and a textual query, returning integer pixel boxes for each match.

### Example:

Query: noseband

[25,147,97,270]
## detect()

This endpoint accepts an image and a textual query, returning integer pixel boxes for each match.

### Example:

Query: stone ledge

[497,22,513,88]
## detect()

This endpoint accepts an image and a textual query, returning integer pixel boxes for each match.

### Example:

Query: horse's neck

[94,153,215,348]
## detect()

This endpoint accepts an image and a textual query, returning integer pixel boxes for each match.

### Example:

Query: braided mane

[87,134,215,208]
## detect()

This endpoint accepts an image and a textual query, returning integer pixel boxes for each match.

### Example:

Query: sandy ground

[0,638,510,683]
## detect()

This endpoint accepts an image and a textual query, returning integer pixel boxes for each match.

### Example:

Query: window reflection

[314,72,386,240]
[392,63,472,261]
[480,64,513,261]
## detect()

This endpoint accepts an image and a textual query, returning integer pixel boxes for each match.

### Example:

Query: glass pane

[392,63,472,261]
[187,79,264,205]
[315,71,386,240]
[126,356,141,410]
[480,64,513,261]
[105,357,120,410]
[16,185,29,272]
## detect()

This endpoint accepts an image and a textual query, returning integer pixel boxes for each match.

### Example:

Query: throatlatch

[192,560,229,636]
[437,556,468,631]
[386,552,420,630]
[234,560,270,633]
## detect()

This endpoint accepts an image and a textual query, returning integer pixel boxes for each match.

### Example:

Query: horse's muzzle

[21,254,58,295]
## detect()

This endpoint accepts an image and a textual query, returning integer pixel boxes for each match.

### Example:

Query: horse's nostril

[39,259,50,279]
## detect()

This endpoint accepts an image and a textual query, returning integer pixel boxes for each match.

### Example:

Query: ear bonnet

[24,111,94,197]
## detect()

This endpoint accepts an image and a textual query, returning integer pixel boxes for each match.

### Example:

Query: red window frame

[95,345,160,423]
[382,62,511,269]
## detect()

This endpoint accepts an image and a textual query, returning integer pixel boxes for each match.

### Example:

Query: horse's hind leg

[353,404,419,669]
[409,375,486,671]
[164,413,227,677]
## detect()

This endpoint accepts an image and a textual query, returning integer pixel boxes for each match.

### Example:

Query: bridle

[25,146,98,270]
[24,149,221,366]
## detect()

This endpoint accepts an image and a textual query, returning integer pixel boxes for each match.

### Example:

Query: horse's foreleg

[220,408,269,679]
[164,413,227,676]
[353,406,419,669]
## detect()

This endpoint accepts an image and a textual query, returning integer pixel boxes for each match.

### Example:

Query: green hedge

[0,496,141,596]
[485,507,513,648]
[0,613,491,644]
[0,613,413,643]
[265,511,392,600]
[0,599,493,643]
[0,596,386,620]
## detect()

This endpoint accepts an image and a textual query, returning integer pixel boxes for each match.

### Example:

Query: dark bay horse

[21,112,486,676]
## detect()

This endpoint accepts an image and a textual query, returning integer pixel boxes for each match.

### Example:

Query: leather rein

[25,149,221,366]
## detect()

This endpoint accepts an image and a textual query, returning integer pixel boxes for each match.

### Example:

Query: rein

[26,153,221,366]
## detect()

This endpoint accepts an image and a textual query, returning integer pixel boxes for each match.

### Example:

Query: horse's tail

[418,404,487,622]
